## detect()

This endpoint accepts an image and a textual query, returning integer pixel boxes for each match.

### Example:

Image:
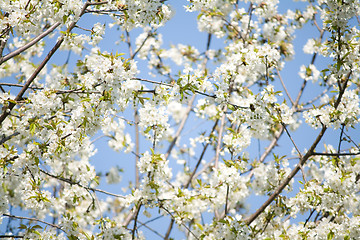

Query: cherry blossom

[1,0,360,239]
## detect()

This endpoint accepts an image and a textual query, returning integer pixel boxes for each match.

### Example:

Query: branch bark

[0,22,61,65]
[0,1,91,126]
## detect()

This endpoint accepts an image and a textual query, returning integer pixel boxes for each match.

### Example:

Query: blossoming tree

[1,0,360,239]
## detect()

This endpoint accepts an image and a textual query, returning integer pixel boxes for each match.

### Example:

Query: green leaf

[19,224,28,229]
[29,122,36,135]
[144,126,152,134]
[327,230,334,240]
[31,225,43,230]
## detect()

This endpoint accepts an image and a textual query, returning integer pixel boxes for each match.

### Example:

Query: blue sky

[3,0,358,238]
[86,1,337,238]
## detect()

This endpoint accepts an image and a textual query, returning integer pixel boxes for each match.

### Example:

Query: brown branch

[282,123,302,159]
[302,86,331,107]
[304,208,316,227]
[0,22,61,65]
[161,206,199,240]
[137,220,165,238]
[40,169,124,198]
[0,236,23,239]
[281,122,307,182]
[165,95,195,159]
[276,67,295,106]
[164,218,175,240]
[245,68,352,226]
[225,184,230,216]
[2,213,64,232]
[293,29,324,108]
[0,36,63,125]
[0,28,10,57]
[0,83,43,90]
[185,120,219,188]
[311,151,360,156]
[0,1,91,126]
[243,3,253,42]
[126,31,134,58]
[134,108,140,189]
[123,206,137,227]
[250,27,326,177]
[215,106,227,169]
[87,1,109,6]
[132,204,142,240]
[244,125,327,225]
[132,31,153,59]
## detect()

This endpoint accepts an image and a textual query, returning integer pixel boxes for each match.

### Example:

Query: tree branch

[0,22,61,65]
[40,169,124,198]
[0,236,24,239]
[244,125,327,225]
[245,67,352,226]
[131,204,142,240]
[165,95,195,159]
[311,151,360,156]
[276,67,295,106]
[2,213,64,232]
[0,1,92,126]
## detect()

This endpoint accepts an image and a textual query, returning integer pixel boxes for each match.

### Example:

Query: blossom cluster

[1,0,360,239]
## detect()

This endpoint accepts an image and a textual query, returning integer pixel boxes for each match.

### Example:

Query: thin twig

[40,169,124,198]
[225,184,229,216]
[293,30,324,108]
[0,28,10,57]
[313,18,322,33]
[131,77,249,110]
[126,31,134,58]
[138,215,164,227]
[161,206,199,240]
[243,3,253,42]
[135,108,140,188]
[193,157,215,180]
[0,83,43,90]
[337,124,345,155]
[0,1,91,126]
[2,214,64,232]
[87,1,109,6]
[276,67,295,106]
[185,120,219,188]
[281,122,306,182]
[75,25,92,32]
[302,86,331,107]
[304,209,316,227]
[215,106,227,169]
[0,236,24,239]
[281,123,302,159]
[165,95,195,159]
[137,220,165,238]
[132,31,152,59]
[311,151,360,156]
[84,10,124,17]
[343,131,360,150]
